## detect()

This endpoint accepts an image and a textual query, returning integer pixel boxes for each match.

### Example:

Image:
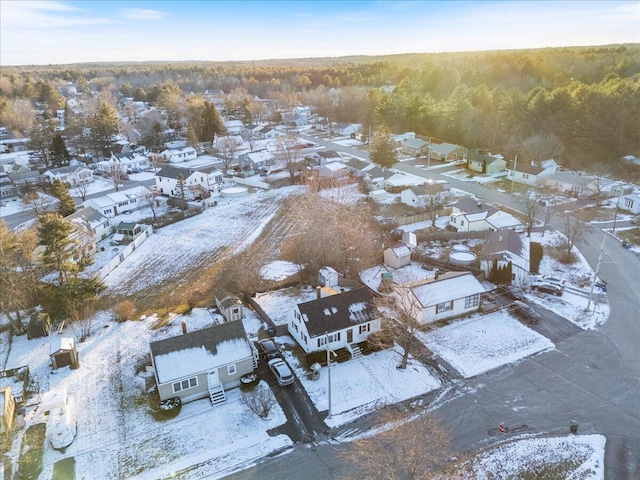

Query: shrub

[114,300,136,322]
[362,328,394,355]
[306,347,351,367]
[157,397,181,419]
[241,383,276,419]
[530,242,543,274]
[239,372,260,392]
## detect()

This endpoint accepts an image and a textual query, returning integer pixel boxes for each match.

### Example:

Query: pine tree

[369,125,398,169]
[50,133,71,167]
[200,102,226,142]
[90,101,118,156]
[37,213,80,284]
[50,179,76,217]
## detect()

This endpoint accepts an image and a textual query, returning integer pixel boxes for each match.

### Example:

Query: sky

[1,0,639,66]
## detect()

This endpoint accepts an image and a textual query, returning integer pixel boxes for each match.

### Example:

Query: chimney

[316,286,322,300]
[181,320,187,335]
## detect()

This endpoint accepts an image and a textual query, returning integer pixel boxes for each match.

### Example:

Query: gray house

[150,322,258,406]
[0,172,18,201]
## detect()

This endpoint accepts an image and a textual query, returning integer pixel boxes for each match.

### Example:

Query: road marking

[554,348,570,358]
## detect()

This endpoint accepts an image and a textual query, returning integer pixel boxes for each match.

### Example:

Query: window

[227,364,236,375]
[317,337,326,348]
[172,377,198,393]
[293,322,298,332]
[359,323,370,334]
[232,307,239,314]
[436,301,453,314]
[464,294,480,308]
[624,199,634,209]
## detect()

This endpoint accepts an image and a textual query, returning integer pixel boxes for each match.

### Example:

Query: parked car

[539,275,564,286]
[495,284,526,301]
[511,300,542,324]
[531,281,563,296]
[268,358,295,386]
[256,339,280,359]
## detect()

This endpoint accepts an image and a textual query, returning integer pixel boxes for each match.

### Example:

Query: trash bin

[310,362,321,381]
[570,421,578,433]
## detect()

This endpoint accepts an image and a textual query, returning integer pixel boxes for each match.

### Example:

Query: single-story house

[506,161,556,186]
[620,192,640,214]
[27,312,51,339]
[318,266,339,287]
[223,120,245,135]
[0,172,18,201]
[149,322,258,404]
[162,146,197,163]
[344,157,375,177]
[545,171,597,199]
[334,123,363,137]
[400,183,446,208]
[0,386,16,437]
[43,166,93,187]
[315,161,348,179]
[480,230,530,286]
[384,243,412,268]
[82,186,151,217]
[50,337,79,370]
[449,197,523,233]
[113,222,148,243]
[287,287,381,355]
[215,290,244,322]
[237,149,275,172]
[104,150,150,174]
[155,166,209,199]
[257,127,280,139]
[385,173,425,193]
[292,106,312,117]
[66,206,112,242]
[429,143,468,162]
[467,151,507,174]
[307,150,343,166]
[398,271,485,325]
[401,138,429,157]
[362,166,394,191]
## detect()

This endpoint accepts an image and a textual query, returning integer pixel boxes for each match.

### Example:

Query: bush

[362,329,394,355]
[306,347,351,367]
[241,383,276,419]
[114,300,136,322]
[157,397,181,419]
[239,372,260,392]
[530,242,543,274]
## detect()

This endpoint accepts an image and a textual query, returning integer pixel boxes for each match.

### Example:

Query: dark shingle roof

[345,157,371,171]
[481,229,523,257]
[511,162,544,175]
[453,197,498,216]
[297,287,377,337]
[156,166,200,179]
[150,322,247,359]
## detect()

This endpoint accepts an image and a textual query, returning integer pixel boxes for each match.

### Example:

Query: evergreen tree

[50,179,76,217]
[89,101,118,156]
[29,119,56,167]
[369,126,398,169]
[50,133,71,167]
[200,102,226,142]
[37,213,80,284]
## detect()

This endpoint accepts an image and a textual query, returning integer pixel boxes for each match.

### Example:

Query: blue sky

[1,1,638,65]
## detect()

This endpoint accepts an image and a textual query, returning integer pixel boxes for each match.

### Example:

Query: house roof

[386,243,411,258]
[65,206,108,229]
[317,150,341,159]
[156,166,202,180]
[486,214,522,230]
[365,166,395,180]
[49,337,75,356]
[409,272,485,307]
[45,165,90,176]
[453,197,498,216]
[548,171,595,187]
[321,161,346,172]
[345,157,373,171]
[510,162,544,175]
[165,146,196,154]
[430,142,464,155]
[88,186,149,207]
[150,322,252,384]
[468,151,504,165]
[296,287,377,337]
[403,138,428,149]
[424,183,446,195]
[481,230,523,258]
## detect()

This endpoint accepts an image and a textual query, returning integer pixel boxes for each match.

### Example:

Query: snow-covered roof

[487,214,522,230]
[150,322,252,384]
[387,244,411,258]
[429,142,464,155]
[410,272,485,307]
[322,161,346,172]
[49,337,75,355]
[547,171,596,187]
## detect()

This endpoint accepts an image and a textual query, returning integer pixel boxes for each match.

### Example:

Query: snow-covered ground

[4,308,290,480]
[416,312,554,378]
[253,286,323,326]
[0,192,58,218]
[259,260,301,281]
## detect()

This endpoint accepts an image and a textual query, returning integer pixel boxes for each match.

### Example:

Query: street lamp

[325,333,337,419]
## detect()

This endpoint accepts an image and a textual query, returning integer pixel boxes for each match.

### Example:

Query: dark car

[256,339,280,359]
[531,281,563,296]
[496,284,526,301]
[511,300,542,324]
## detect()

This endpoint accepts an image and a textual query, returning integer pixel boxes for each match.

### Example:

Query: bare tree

[339,410,458,480]
[144,191,161,226]
[523,188,541,237]
[520,133,563,165]
[71,180,91,202]
[68,301,96,344]
[541,204,555,237]
[105,165,123,192]
[241,383,276,419]
[275,135,303,179]
[562,214,586,261]
[22,187,56,216]
[374,286,423,370]
[216,136,240,173]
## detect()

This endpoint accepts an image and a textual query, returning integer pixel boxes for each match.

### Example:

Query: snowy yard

[279,339,440,429]
[416,312,555,378]
[253,286,322,326]
[3,308,290,480]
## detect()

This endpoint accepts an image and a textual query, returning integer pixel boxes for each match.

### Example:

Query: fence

[96,225,153,280]
[394,207,451,226]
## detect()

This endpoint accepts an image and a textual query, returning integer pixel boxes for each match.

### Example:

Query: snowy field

[259,260,301,281]
[253,286,323,326]
[279,339,441,428]
[416,312,555,378]
[464,434,605,479]
[3,308,290,480]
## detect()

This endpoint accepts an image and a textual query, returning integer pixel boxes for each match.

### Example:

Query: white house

[545,171,597,199]
[384,243,412,268]
[401,184,446,208]
[398,271,485,325]
[43,166,93,187]
[287,287,381,355]
[223,120,245,135]
[344,157,375,177]
[449,198,522,233]
[620,192,640,214]
[315,161,347,179]
[150,322,258,405]
[506,161,557,186]
[99,150,149,174]
[162,146,197,163]
[155,166,209,199]
[237,149,275,172]
[66,206,112,243]
[334,123,363,136]
[362,166,394,191]
[82,186,150,217]
[480,230,530,286]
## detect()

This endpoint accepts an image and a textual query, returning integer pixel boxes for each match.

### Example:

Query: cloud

[1,0,110,29]
[120,8,167,21]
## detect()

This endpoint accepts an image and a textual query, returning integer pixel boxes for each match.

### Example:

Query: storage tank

[220,186,248,198]
[449,251,477,265]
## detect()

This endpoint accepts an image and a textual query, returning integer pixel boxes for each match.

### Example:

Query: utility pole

[611,189,623,234]
[586,232,607,312]
[510,155,517,193]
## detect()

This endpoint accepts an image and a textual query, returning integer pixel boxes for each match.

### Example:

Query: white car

[268,358,295,386]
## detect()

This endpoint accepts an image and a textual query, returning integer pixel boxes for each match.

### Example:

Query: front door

[207,370,219,388]
[347,329,353,343]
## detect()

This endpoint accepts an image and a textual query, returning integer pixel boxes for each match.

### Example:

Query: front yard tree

[177,173,187,215]
[90,101,118,156]
[561,214,586,262]
[340,411,457,480]
[200,101,226,142]
[0,221,39,334]
[216,136,239,173]
[370,125,398,169]
[277,135,303,179]
[29,119,56,167]
[50,179,76,217]
[50,133,71,167]
[37,212,80,284]
[523,189,541,237]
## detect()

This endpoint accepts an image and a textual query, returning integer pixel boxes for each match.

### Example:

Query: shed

[318,266,339,287]
[27,312,51,339]
[49,338,79,370]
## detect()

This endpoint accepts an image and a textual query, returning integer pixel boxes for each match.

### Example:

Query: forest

[1,44,639,176]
